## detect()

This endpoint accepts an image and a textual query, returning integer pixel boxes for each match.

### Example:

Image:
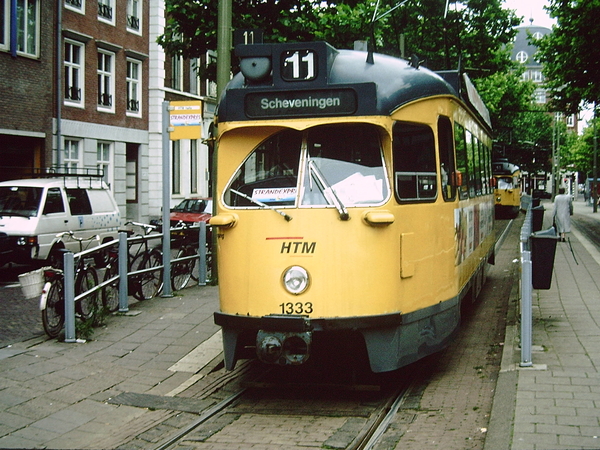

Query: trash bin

[532,197,541,208]
[531,205,545,232]
[530,228,559,289]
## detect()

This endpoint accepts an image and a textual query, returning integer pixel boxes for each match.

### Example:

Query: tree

[159,0,520,76]
[535,0,600,113]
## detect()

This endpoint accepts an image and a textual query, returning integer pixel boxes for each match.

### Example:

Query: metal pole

[63,252,76,343]
[198,222,207,286]
[118,231,129,312]
[217,0,232,100]
[520,247,533,367]
[162,101,173,297]
[593,104,598,213]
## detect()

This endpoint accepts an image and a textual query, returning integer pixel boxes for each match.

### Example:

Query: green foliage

[535,0,600,113]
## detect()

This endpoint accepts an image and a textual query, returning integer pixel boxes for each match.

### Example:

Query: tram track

[119,218,518,450]
[147,363,419,450]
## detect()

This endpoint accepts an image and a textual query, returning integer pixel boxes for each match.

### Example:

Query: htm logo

[280,241,316,254]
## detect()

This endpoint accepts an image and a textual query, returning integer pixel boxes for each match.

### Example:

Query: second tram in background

[492,159,521,219]
[210,41,495,373]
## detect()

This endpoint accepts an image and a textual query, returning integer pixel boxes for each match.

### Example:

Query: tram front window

[224,124,388,209]
[225,129,303,207]
[497,177,513,189]
[301,124,388,207]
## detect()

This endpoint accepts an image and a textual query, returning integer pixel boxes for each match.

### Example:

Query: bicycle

[171,222,198,291]
[40,267,64,338]
[101,222,163,307]
[40,232,101,337]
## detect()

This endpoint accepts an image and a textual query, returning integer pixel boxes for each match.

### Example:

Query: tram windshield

[224,124,389,210]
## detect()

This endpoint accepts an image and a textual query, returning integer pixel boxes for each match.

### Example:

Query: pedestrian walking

[553,187,573,241]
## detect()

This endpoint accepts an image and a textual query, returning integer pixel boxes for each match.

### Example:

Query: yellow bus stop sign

[169,101,202,140]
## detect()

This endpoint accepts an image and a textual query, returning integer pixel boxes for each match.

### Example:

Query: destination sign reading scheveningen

[245,89,357,118]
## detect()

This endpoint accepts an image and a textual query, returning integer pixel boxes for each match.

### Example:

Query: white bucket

[18,267,47,299]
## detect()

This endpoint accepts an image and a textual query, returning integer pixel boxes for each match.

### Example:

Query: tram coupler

[256,330,312,366]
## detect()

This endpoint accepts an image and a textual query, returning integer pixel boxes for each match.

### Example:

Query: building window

[63,139,80,173]
[16,0,40,57]
[516,51,528,63]
[126,0,140,33]
[98,0,113,24]
[191,140,198,194]
[531,70,543,83]
[65,0,84,13]
[126,144,138,203]
[64,40,84,106]
[172,141,181,194]
[97,141,112,187]
[0,0,8,51]
[126,59,141,115]
[171,55,183,90]
[97,50,114,112]
[534,88,546,104]
[205,51,217,98]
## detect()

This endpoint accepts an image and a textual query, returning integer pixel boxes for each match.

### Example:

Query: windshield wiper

[307,159,349,221]
[230,189,293,222]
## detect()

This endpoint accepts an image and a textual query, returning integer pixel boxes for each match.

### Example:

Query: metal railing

[60,222,210,342]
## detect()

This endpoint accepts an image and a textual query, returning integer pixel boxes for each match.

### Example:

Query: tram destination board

[245,89,357,118]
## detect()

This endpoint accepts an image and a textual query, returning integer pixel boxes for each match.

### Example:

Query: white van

[0,177,121,267]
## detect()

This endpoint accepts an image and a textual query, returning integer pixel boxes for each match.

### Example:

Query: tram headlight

[282,266,309,295]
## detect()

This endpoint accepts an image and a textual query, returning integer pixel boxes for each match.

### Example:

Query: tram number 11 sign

[281,50,317,81]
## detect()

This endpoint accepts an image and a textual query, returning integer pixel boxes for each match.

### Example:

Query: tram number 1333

[279,302,314,315]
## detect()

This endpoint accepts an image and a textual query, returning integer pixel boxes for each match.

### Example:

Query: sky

[503,0,555,29]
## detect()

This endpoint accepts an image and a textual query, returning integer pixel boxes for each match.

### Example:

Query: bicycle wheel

[76,266,99,320]
[172,245,195,291]
[136,248,163,300]
[41,280,65,338]
[102,262,119,312]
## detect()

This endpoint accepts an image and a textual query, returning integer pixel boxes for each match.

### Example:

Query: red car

[170,198,212,227]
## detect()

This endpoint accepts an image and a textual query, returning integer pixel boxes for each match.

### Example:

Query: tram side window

[393,122,437,202]
[465,130,477,197]
[454,123,469,200]
[224,129,303,207]
[438,116,456,201]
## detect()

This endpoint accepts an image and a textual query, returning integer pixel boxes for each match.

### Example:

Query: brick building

[0,1,216,223]
[0,1,55,180]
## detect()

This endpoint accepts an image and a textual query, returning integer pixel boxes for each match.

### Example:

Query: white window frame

[0,0,9,51]
[206,50,217,98]
[64,39,85,107]
[16,0,40,57]
[126,58,142,117]
[172,140,181,195]
[171,55,183,91]
[531,70,543,83]
[65,0,84,14]
[98,0,114,26]
[534,88,547,104]
[97,141,113,188]
[97,49,115,113]
[516,50,528,64]
[126,0,141,35]
[63,139,81,173]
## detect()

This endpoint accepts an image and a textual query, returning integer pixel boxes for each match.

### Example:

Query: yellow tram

[210,42,495,372]
[492,159,521,218]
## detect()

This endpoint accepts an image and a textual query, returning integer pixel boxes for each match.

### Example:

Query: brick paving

[0,199,599,449]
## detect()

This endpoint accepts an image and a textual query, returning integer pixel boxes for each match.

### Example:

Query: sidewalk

[0,284,222,449]
[486,199,600,450]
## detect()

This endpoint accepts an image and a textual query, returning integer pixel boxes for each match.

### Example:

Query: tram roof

[218,42,491,130]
